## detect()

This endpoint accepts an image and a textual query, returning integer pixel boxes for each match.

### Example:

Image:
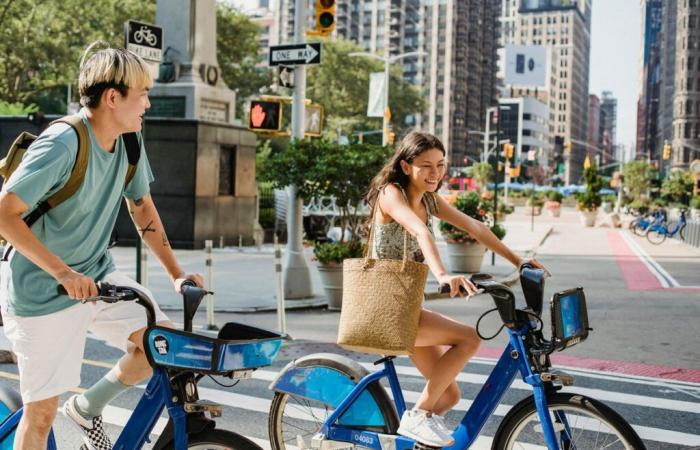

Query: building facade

[274,0,501,166]
[600,91,618,166]
[501,0,592,184]
[638,0,700,168]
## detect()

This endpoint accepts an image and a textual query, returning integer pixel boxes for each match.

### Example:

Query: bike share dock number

[125,20,163,63]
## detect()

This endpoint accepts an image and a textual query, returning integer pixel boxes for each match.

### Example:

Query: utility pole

[283,0,312,299]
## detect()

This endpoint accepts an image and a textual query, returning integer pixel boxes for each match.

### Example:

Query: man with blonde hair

[0,43,202,449]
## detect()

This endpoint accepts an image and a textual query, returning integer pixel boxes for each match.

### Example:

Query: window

[218,145,237,196]
[687,99,694,114]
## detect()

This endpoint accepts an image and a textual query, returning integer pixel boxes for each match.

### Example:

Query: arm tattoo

[139,220,156,238]
[162,231,170,248]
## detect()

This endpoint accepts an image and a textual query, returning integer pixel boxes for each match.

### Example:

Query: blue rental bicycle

[267,267,645,450]
[0,281,284,449]
[645,209,687,245]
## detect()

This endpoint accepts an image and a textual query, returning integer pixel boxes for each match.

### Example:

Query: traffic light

[503,143,514,159]
[662,142,672,160]
[315,0,336,36]
[248,100,282,131]
[387,130,396,145]
[564,142,572,156]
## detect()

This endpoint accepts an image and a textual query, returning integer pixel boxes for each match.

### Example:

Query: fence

[672,217,700,248]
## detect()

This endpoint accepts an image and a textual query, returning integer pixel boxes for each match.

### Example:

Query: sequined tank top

[370,186,439,263]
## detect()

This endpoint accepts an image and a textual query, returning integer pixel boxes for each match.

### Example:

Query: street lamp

[349,50,426,146]
[491,104,510,265]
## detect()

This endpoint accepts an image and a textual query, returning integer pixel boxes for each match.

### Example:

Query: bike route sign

[124,20,163,63]
[269,43,321,66]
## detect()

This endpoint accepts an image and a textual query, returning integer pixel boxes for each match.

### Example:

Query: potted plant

[260,139,390,309]
[496,200,514,222]
[439,191,506,273]
[576,164,603,227]
[544,190,563,217]
[691,196,700,220]
[525,193,544,216]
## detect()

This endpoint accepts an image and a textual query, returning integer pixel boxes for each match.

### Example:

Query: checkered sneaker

[63,395,113,450]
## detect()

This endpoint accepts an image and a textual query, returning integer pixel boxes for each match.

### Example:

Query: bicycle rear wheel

[492,393,645,450]
[645,229,666,245]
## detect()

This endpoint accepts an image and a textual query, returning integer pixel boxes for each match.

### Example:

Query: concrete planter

[446,242,487,273]
[579,210,598,227]
[317,262,344,310]
[525,205,542,216]
[544,201,561,217]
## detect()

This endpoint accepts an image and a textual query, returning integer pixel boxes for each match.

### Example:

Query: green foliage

[439,191,505,243]
[623,160,655,200]
[0,0,156,110]
[628,199,650,213]
[304,38,425,140]
[217,4,273,120]
[690,196,700,209]
[576,165,603,211]
[259,139,391,244]
[313,240,364,264]
[468,162,493,192]
[526,194,544,207]
[545,190,563,203]
[661,170,694,205]
[0,101,39,115]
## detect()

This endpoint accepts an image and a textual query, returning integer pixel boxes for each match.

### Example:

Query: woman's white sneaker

[396,409,454,447]
[431,414,454,442]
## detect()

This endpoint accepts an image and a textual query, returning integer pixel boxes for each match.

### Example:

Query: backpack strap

[44,115,90,209]
[122,132,140,188]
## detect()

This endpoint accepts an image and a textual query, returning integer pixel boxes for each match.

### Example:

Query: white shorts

[2,271,169,403]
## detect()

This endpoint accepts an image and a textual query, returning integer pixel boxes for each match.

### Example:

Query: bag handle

[364,183,410,270]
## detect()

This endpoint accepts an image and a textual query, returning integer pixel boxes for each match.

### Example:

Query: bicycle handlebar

[57,282,158,326]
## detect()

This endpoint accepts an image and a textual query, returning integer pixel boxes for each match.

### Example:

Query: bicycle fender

[269,353,369,406]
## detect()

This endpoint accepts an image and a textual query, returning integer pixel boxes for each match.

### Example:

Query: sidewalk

[110,208,553,312]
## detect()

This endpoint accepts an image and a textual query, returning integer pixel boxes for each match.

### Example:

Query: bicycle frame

[0,368,190,450]
[318,323,567,450]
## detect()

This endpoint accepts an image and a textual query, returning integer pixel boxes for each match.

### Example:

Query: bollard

[238,235,243,250]
[204,240,218,331]
[219,235,224,248]
[141,246,149,288]
[274,235,286,334]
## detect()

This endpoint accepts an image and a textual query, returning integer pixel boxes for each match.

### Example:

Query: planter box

[446,242,487,273]
[317,262,344,310]
[544,201,561,218]
[579,210,598,227]
[525,205,542,216]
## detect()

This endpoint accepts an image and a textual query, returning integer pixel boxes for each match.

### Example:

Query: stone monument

[115,0,262,249]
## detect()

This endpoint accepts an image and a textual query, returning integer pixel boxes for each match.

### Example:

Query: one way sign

[269,43,322,67]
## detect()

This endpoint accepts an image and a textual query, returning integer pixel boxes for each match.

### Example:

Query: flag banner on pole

[367,72,386,117]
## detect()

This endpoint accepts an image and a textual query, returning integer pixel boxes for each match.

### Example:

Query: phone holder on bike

[550,287,590,351]
[519,264,545,316]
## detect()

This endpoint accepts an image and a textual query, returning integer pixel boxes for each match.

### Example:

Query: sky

[588,1,641,151]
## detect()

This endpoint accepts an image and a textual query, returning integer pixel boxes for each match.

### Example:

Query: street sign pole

[283,0,313,299]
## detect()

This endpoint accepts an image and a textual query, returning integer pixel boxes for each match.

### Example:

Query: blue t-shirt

[0,109,154,317]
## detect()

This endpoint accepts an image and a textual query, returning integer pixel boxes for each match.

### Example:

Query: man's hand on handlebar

[55,270,97,300]
[437,273,480,298]
[173,273,205,293]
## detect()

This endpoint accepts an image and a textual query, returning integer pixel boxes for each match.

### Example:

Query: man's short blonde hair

[79,42,153,108]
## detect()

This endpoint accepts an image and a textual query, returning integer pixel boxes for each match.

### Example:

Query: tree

[623,160,655,200]
[0,0,156,112]
[469,162,493,192]
[216,3,273,120]
[304,38,425,141]
[661,170,694,205]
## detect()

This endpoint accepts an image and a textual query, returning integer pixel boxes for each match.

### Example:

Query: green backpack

[0,115,140,246]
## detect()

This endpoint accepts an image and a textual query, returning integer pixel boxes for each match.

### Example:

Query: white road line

[620,231,675,287]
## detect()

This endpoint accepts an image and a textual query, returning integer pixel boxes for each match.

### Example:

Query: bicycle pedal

[184,399,223,417]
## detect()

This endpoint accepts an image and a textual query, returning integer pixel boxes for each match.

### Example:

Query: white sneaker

[397,409,454,447]
[432,414,454,442]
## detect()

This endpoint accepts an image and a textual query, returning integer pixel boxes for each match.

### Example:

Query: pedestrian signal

[248,100,282,132]
[315,0,336,35]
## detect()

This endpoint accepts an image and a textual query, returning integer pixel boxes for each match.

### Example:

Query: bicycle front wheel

[645,229,666,245]
[493,393,645,450]
[163,428,262,450]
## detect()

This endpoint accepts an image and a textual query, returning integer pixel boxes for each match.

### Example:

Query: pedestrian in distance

[0,42,203,450]
[364,131,547,447]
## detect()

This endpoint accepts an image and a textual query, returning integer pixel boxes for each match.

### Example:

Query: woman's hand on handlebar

[519,257,550,277]
[437,273,479,298]
[173,273,205,293]
[56,270,97,300]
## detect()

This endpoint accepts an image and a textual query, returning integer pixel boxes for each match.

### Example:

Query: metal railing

[669,217,700,249]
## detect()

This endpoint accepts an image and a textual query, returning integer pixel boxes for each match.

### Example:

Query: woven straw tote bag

[337,212,429,356]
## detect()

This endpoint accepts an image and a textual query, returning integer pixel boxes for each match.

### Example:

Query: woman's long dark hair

[365,131,446,222]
